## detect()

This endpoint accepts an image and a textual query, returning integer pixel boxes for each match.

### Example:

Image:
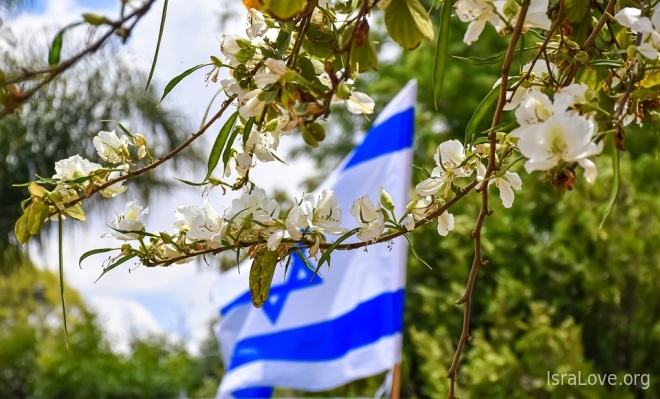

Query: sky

[8,0,314,354]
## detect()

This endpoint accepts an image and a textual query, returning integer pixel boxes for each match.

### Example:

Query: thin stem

[447,3,530,398]
[1,0,158,109]
[562,0,617,86]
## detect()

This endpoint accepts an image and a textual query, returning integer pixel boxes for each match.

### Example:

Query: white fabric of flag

[211,80,417,399]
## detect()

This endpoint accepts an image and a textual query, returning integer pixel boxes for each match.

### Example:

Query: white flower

[220,34,242,65]
[277,112,300,133]
[246,9,269,39]
[105,200,148,241]
[476,164,522,207]
[99,171,127,198]
[414,140,472,197]
[245,129,276,162]
[93,130,130,164]
[298,189,347,235]
[254,59,290,87]
[494,171,522,208]
[455,0,501,45]
[239,89,266,119]
[514,90,554,126]
[53,155,102,183]
[172,202,226,247]
[456,0,550,45]
[345,91,375,114]
[501,61,558,111]
[155,243,193,264]
[227,187,280,233]
[515,112,602,183]
[402,214,415,231]
[235,152,254,176]
[494,0,551,34]
[415,167,450,197]
[350,195,385,242]
[437,211,455,236]
[615,5,660,59]
[410,197,438,221]
[221,78,248,101]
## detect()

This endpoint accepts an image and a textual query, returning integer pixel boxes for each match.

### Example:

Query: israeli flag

[212,80,417,398]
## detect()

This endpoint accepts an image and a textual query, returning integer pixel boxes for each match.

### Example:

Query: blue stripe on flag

[228,289,404,371]
[232,386,273,398]
[343,108,414,171]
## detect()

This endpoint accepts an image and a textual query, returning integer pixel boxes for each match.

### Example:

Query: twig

[1,0,158,108]
[447,4,530,398]
[139,180,481,267]
[562,0,617,86]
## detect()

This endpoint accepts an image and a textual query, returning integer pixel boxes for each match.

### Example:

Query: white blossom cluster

[51,130,149,202]
[454,0,551,45]
[615,3,660,60]
[103,185,421,263]
[216,7,375,180]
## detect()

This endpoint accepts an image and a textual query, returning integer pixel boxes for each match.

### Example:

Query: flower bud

[502,0,519,19]
[306,122,326,142]
[82,13,110,26]
[336,83,352,100]
[133,134,147,147]
[301,126,319,148]
[379,187,395,212]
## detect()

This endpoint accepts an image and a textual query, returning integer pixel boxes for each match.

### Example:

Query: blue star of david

[260,254,323,324]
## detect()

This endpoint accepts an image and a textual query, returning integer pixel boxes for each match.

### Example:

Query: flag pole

[390,363,401,399]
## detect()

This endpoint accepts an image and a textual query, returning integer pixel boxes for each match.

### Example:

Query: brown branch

[141,180,481,267]
[2,0,159,108]
[562,0,617,86]
[447,4,530,398]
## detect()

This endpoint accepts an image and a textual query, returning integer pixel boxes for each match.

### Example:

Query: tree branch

[447,3,530,397]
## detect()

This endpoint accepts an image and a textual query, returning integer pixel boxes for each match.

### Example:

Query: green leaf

[48,28,65,65]
[242,117,255,146]
[206,111,238,182]
[465,85,499,143]
[249,249,279,307]
[62,203,86,222]
[14,212,31,245]
[100,119,134,138]
[433,0,452,109]
[28,182,49,198]
[276,30,292,56]
[144,0,169,96]
[27,201,48,235]
[261,0,306,21]
[159,63,211,105]
[385,0,434,49]
[315,228,359,275]
[57,214,68,348]
[294,249,315,273]
[563,0,589,24]
[600,145,620,229]
[222,128,240,169]
[173,177,208,186]
[79,247,118,268]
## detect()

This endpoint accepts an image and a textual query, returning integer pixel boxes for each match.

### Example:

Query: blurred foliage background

[1,1,659,398]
